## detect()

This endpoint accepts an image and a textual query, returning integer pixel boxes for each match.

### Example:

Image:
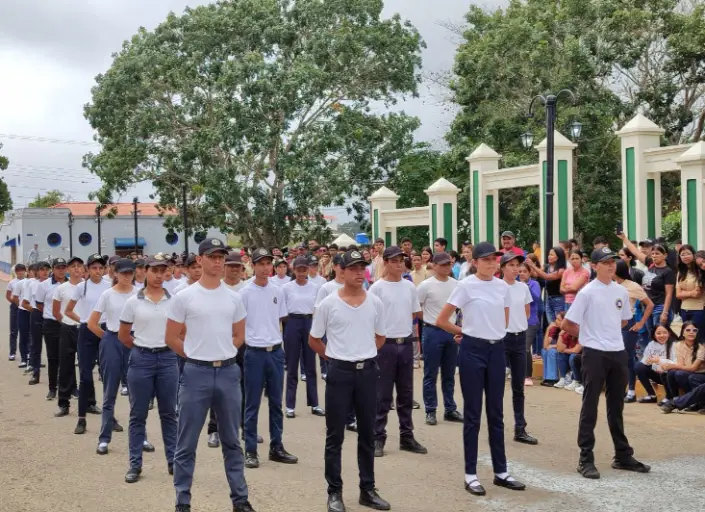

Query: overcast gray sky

[0,0,488,221]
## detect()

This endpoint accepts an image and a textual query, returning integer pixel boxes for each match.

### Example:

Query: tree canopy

[84,0,424,246]
[28,190,66,208]
[0,143,13,220]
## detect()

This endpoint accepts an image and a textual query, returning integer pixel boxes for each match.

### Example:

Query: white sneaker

[120,386,128,396]
[554,378,566,388]
[575,385,584,395]
[506,367,511,379]
[565,381,579,391]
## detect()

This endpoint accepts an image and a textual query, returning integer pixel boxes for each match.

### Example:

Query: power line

[0,133,99,146]
[4,163,95,174]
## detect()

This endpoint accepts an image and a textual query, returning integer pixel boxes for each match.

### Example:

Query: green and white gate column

[676,142,705,249]
[466,143,501,245]
[616,114,665,241]
[537,131,577,251]
[368,186,399,246]
[424,178,460,250]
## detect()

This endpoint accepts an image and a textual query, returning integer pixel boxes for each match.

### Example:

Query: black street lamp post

[95,205,102,256]
[133,197,140,255]
[68,212,74,258]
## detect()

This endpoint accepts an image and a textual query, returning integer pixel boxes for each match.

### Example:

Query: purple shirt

[527,279,541,326]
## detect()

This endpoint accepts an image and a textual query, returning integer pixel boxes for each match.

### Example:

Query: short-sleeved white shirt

[134,280,145,290]
[19,278,36,309]
[417,276,457,326]
[163,278,180,295]
[505,280,533,333]
[120,290,172,349]
[308,275,327,288]
[167,282,247,361]
[54,281,80,326]
[93,287,138,332]
[310,291,385,361]
[72,278,112,324]
[565,279,632,351]
[239,281,287,347]
[315,280,344,308]
[223,280,246,293]
[369,279,421,338]
[9,278,26,311]
[269,275,292,287]
[36,277,65,320]
[282,280,317,315]
[448,275,511,340]
[29,278,47,309]
[6,278,19,297]
[173,280,192,295]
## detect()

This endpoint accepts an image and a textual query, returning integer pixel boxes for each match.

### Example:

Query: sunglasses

[684,328,699,333]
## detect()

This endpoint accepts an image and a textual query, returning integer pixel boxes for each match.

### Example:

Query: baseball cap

[432,252,452,265]
[308,255,319,266]
[198,238,228,256]
[115,258,136,273]
[591,247,620,264]
[52,257,68,268]
[14,263,27,271]
[472,242,502,259]
[66,256,84,266]
[86,253,106,267]
[382,246,404,260]
[135,259,147,268]
[500,252,525,266]
[293,256,309,268]
[501,231,516,238]
[146,254,169,267]
[332,254,344,267]
[225,252,243,265]
[274,259,289,268]
[185,254,199,267]
[36,260,51,270]
[251,248,274,263]
[108,255,120,265]
[638,239,654,247]
[341,249,366,268]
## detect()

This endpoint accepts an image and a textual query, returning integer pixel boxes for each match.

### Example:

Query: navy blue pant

[459,336,506,475]
[58,324,78,409]
[77,324,99,417]
[128,347,178,469]
[375,340,414,442]
[17,309,30,363]
[674,382,705,410]
[422,325,458,414]
[284,316,319,409]
[42,319,61,390]
[175,362,248,507]
[9,303,18,356]
[503,332,527,430]
[680,309,705,332]
[243,346,285,453]
[622,320,638,391]
[667,370,697,395]
[98,331,129,443]
[635,362,668,397]
[30,310,44,373]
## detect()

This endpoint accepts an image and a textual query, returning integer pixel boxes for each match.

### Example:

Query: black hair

[400,237,411,244]
[651,324,676,360]
[421,246,433,258]
[449,250,460,261]
[621,246,637,267]
[348,244,359,251]
[679,321,700,363]
[677,244,700,283]
[546,246,567,271]
[404,256,412,271]
[434,237,448,248]
[569,238,578,246]
[569,249,582,261]
[615,260,631,280]
[593,236,608,246]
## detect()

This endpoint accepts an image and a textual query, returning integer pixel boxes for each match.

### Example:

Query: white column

[368,186,399,246]
[424,178,460,250]
[676,142,705,248]
[466,143,501,245]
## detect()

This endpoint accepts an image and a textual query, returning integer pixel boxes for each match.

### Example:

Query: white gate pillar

[425,178,460,250]
[466,144,501,246]
[676,142,705,249]
[368,186,399,246]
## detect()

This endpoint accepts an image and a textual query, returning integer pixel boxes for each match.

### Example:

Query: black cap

[198,238,228,256]
[382,246,404,260]
[501,231,515,238]
[225,252,243,265]
[591,247,620,264]
[146,254,169,267]
[308,255,319,266]
[185,254,199,267]
[274,259,288,268]
[251,248,274,263]
[638,239,654,247]
[108,255,120,265]
[14,263,27,271]
[67,256,84,266]
[432,252,452,265]
[115,258,136,273]
[332,254,344,267]
[472,242,502,259]
[36,260,51,270]
[292,256,309,268]
[86,253,106,267]
[135,259,147,268]
[52,257,68,268]
[341,249,366,268]
[500,252,525,266]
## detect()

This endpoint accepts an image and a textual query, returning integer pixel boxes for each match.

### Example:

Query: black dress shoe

[464,480,486,496]
[611,456,650,473]
[28,376,39,385]
[624,395,636,403]
[359,489,390,510]
[245,451,260,468]
[493,475,526,491]
[74,419,87,435]
[514,428,538,445]
[660,400,677,414]
[175,505,191,512]
[327,492,346,512]
[346,422,358,433]
[577,461,600,479]
[46,390,57,400]
[168,462,174,475]
[72,389,79,399]
[425,412,437,425]
[113,419,124,432]
[233,501,256,512]
[208,432,220,448]
[269,445,298,464]
[125,467,142,484]
[374,440,384,458]
[54,406,69,418]
[143,440,155,452]
[399,436,428,454]
[444,410,463,422]
[312,406,325,416]
[86,404,102,415]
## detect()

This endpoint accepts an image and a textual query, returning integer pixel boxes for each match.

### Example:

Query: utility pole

[133,197,140,255]
[182,183,189,256]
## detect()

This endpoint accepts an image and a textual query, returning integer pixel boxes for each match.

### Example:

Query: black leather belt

[289,313,313,319]
[135,345,171,354]
[186,357,238,368]
[329,358,376,370]
[246,343,282,352]
[466,335,502,345]
[505,331,524,336]
[385,337,412,345]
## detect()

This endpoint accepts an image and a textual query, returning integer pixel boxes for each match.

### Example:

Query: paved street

[1,298,704,512]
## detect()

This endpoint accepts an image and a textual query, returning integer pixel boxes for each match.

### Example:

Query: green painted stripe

[443,202,453,250]
[646,179,655,238]
[373,209,379,241]
[687,179,698,248]
[625,148,636,239]
[486,194,494,243]
[557,160,568,240]
[472,171,479,244]
[385,231,392,247]
[431,204,437,243]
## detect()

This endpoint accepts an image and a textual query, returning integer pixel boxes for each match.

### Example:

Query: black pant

[325,359,377,494]
[578,348,634,464]
[375,340,414,441]
[503,332,527,430]
[9,303,18,356]
[635,362,667,397]
[208,345,247,435]
[572,352,583,382]
[43,319,61,391]
[30,310,44,374]
[58,324,78,409]
[77,324,99,417]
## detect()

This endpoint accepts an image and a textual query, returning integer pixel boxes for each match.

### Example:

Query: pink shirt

[563,266,590,304]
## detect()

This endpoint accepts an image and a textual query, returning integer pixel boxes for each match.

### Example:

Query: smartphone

[615,220,623,235]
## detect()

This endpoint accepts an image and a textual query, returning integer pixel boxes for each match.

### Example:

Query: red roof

[50,202,174,217]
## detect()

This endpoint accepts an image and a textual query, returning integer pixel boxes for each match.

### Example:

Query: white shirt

[29,278,46,309]
[102,275,112,284]
[308,274,327,288]
[6,278,19,298]
[505,280,533,333]
[565,279,632,351]
[448,275,511,340]
[36,277,65,320]
[223,280,246,293]
[282,280,318,315]
[71,278,112,323]
[120,289,172,349]
[310,291,385,361]
[134,280,145,290]
[315,280,344,308]
[9,278,25,310]
[269,275,292,287]
[19,278,36,309]
[173,280,193,295]
[369,278,421,338]
[53,281,80,326]
[239,281,287,347]
[163,278,180,295]
[417,276,457,326]
[93,287,137,332]
[167,282,247,361]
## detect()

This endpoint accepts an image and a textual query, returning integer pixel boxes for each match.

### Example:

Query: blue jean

[422,325,458,414]
[175,362,248,506]
[681,309,705,332]
[98,331,130,443]
[557,352,579,378]
[545,295,565,324]
[17,309,30,362]
[542,347,558,381]
[127,347,178,469]
[77,324,99,417]
[647,304,672,336]
[622,320,638,391]
[9,303,18,356]
[243,346,285,453]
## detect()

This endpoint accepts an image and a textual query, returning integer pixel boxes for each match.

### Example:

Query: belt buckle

[266,346,273,352]
[395,338,404,345]
[213,360,222,367]
[356,362,364,370]
[489,339,498,345]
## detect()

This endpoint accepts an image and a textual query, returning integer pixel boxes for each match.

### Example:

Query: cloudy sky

[0,0,486,220]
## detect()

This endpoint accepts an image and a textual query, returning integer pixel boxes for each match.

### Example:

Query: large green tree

[28,190,66,208]
[0,143,13,220]
[84,0,424,246]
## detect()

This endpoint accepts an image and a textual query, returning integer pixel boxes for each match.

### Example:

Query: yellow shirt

[673,341,705,372]
[410,266,430,287]
[677,271,704,310]
[620,279,648,315]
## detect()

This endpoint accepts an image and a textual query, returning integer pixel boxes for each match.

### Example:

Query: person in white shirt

[87,258,137,454]
[5,263,27,361]
[309,249,390,512]
[27,261,50,376]
[270,259,291,286]
[417,252,462,426]
[13,264,36,367]
[314,254,345,384]
[133,260,146,289]
[173,254,202,295]
[282,256,325,418]
[223,252,247,292]
[165,238,254,512]
[64,253,112,434]
[162,258,180,294]
[307,255,327,288]
[52,257,84,417]
[499,253,538,446]
[118,254,178,483]
[563,247,650,479]
[436,242,525,496]
[369,246,426,458]
[239,248,298,469]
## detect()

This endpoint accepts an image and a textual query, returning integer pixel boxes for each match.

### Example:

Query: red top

[560,331,580,349]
